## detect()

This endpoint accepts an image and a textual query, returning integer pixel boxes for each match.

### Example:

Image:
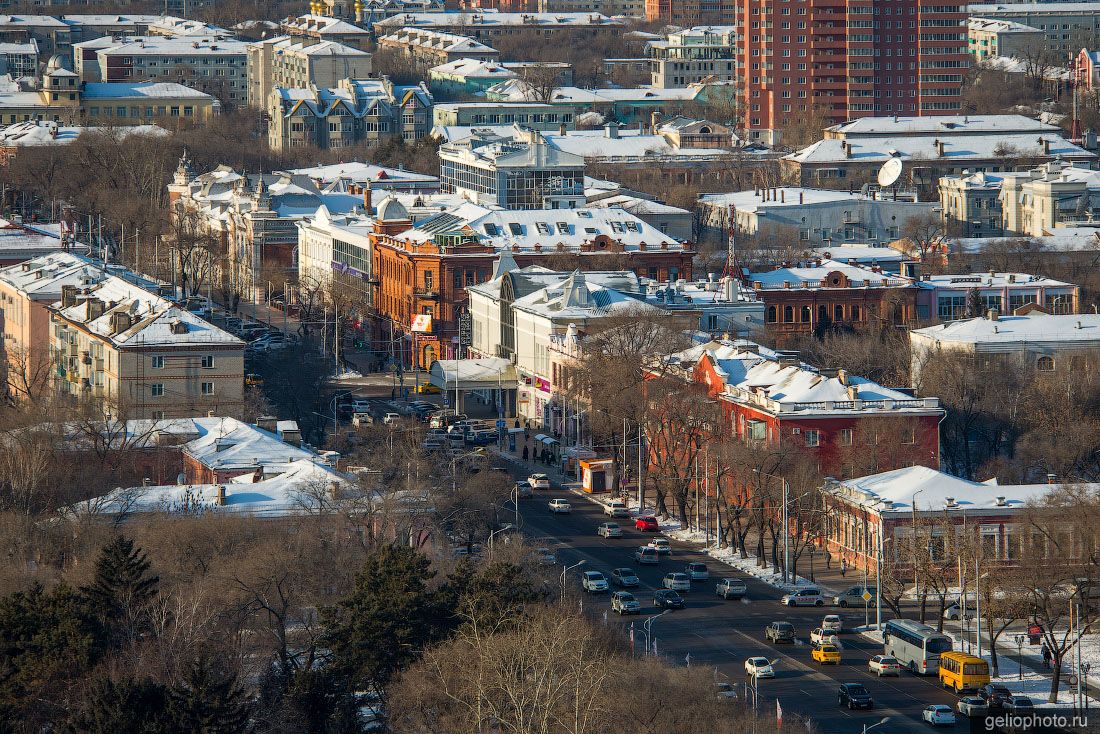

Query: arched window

[818,305,829,322]
[800,305,811,322]
[766,306,777,323]
[834,304,844,321]
[851,304,861,321]
[1037,356,1055,372]
[783,305,794,323]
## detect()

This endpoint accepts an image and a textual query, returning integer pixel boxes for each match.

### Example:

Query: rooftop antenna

[877,157,904,201]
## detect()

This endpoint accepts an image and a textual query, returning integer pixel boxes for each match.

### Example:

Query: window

[838,428,853,446]
[201,355,214,369]
[766,306,777,323]
[151,356,164,369]
[901,427,915,444]
[423,271,433,290]
[201,382,214,395]
[747,419,767,441]
[1037,356,1055,372]
[804,429,820,447]
[150,383,164,397]
[783,305,794,322]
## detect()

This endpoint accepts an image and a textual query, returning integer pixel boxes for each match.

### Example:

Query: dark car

[979,684,1013,710]
[1005,696,1034,713]
[837,683,874,710]
[653,590,685,609]
[765,621,796,643]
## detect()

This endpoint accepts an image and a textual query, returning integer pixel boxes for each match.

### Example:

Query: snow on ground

[331,369,363,381]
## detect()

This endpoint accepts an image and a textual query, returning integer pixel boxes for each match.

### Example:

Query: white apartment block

[647,26,737,88]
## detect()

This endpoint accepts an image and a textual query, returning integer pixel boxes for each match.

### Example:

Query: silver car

[597,522,623,538]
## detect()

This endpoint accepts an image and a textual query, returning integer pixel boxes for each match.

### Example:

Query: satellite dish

[877,157,904,188]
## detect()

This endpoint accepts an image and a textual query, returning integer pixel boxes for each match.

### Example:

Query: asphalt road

[508,475,973,734]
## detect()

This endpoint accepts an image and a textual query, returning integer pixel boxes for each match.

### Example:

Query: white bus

[883,619,953,675]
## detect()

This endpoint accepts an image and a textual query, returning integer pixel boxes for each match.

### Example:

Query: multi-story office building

[647,25,737,87]
[246,36,372,108]
[537,0,644,17]
[434,101,575,130]
[1000,160,1100,237]
[438,135,586,209]
[938,170,1005,237]
[72,36,248,105]
[732,0,969,144]
[969,3,1100,57]
[0,40,37,78]
[279,13,372,50]
[266,77,433,151]
[967,18,1044,61]
[49,276,245,419]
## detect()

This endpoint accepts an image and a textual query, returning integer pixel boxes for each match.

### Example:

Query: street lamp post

[643,609,670,657]
[911,488,925,598]
[863,717,890,734]
[1014,634,1026,681]
[754,468,790,585]
[560,560,586,603]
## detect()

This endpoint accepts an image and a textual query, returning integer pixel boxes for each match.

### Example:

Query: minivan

[782,588,825,607]
[833,586,876,607]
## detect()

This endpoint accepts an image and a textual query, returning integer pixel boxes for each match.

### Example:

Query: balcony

[413,288,440,300]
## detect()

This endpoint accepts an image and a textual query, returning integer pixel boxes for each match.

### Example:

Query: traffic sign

[862,591,873,602]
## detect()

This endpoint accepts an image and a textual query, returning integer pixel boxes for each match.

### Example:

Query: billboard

[410,314,433,333]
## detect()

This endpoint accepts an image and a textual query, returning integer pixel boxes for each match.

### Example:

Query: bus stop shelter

[429,358,518,417]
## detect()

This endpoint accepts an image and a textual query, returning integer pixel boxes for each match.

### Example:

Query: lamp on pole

[1014,634,1026,681]
[643,609,670,656]
[560,560,586,603]
[863,717,890,734]
[754,468,790,585]
[910,488,925,596]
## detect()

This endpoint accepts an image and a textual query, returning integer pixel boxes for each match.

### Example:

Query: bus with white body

[883,619,953,675]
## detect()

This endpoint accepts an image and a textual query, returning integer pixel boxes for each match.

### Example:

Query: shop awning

[429,358,518,391]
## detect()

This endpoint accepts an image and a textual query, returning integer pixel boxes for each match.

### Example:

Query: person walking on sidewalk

[1041,643,1051,669]
[840,559,847,578]
[522,445,529,461]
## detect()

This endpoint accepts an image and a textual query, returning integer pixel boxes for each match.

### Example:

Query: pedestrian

[840,559,847,578]
[522,445,529,461]
[1042,644,1051,669]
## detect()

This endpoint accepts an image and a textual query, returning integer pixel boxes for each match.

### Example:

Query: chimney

[780,189,785,203]
[110,311,132,334]
[935,139,945,157]
[1040,137,1051,155]
[944,496,956,508]
[329,481,341,500]
[987,309,999,321]
[216,485,227,505]
[651,110,660,131]
[256,415,278,432]
[1047,473,1057,484]
[363,180,372,213]
[837,369,849,386]
[844,142,852,158]
[846,384,859,401]
[799,191,804,204]
[604,121,619,139]
[559,122,566,136]
[61,284,78,307]
[86,298,105,321]
[995,496,1006,507]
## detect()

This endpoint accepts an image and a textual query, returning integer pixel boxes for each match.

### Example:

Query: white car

[922,705,956,726]
[957,697,989,717]
[581,571,609,592]
[745,657,775,678]
[686,562,709,581]
[809,628,839,646]
[780,588,825,607]
[943,601,975,620]
[597,522,623,538]
[647,538,672,555]
[663,572,691,591]
[548,498,571,514]
[382,412,402,425]
[821,614,842,633]
[528,473,551,490]
[604,500,629,517]
[868,655,902,677]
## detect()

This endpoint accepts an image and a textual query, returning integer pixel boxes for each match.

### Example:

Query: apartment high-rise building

[736,0,969,144]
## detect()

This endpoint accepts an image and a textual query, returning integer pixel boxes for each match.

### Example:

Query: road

[504,471,972,734]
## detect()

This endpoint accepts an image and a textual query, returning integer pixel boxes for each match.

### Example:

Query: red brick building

[645,0,736,26]
[734,0,968,143]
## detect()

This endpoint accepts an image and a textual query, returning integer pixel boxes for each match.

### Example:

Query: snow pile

[332,370,363,381]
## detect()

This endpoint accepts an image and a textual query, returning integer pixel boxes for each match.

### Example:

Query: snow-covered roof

[699,187,896,211]
[586,194,689,216]
[809,244,909,264]
[968,17,1041,33]
[784,132,1093,166]
[747,259,911,290]
[291,161,439,189]
[60,13,165,26]
[969,3,1100,16]
[183,416,315,471]
[430,58,515,78]
[825,114,1057,138]
[953,230,1100,254]
[0,41,36,54]
[375,11,621,30]
[0,251,100,296]
[74,35,246,55]
[0,15,68,29]
[911,312,1100,347]
[0,120,166,146]
[250,35,369,56]
[430,357,517,388]
[509,269,657,320]
[485,78,699,105]
[81,81,216,100]
[281,13,370,35]
[379,27,497,54]
[534,128,730,160]
[51,275,243,348]
[827,465,1085,516]
[918,272,1073,290]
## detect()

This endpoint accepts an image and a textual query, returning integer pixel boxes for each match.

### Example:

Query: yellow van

[938,651,990,693]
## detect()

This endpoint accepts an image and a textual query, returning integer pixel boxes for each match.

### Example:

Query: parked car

[611,591,641,614]
[610,567,640,587]
[548,499,571,514]
[868,655,902,677]
[957,697,989,717]
[597,522,623,538]
[745,657,774,678]
[634,546,659,565]
[647,538,671,555]
[715,578,747,600]
[528,474,551,490]
[581,571,609,593]
[810,628,839,646]
[781,588,825,607]
[943,600,976,621]
[837,683,873,710]
[534,548,556,565]
[634,516,659,532]
[811,644,841,665]
[821,614,842,633]
[652,589,685,609]
[686,562,709,581]
[833,585,876,607]
[350,399,372,413]
[1005,697,1034,713]
[765,621,795,643]
[382,412,402,425]
[979,684,1013,710]
[922,705,956,726]
[604,500,629,517]
[715,682,738,699]
[663,573,691,592]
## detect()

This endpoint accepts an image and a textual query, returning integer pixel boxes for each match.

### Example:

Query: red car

[635,516,659,532]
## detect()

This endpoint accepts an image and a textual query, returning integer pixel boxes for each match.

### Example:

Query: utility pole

[782,478,790,585]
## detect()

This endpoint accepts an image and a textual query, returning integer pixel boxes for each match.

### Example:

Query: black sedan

[837,683,874,710]
[653,590,685,609]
